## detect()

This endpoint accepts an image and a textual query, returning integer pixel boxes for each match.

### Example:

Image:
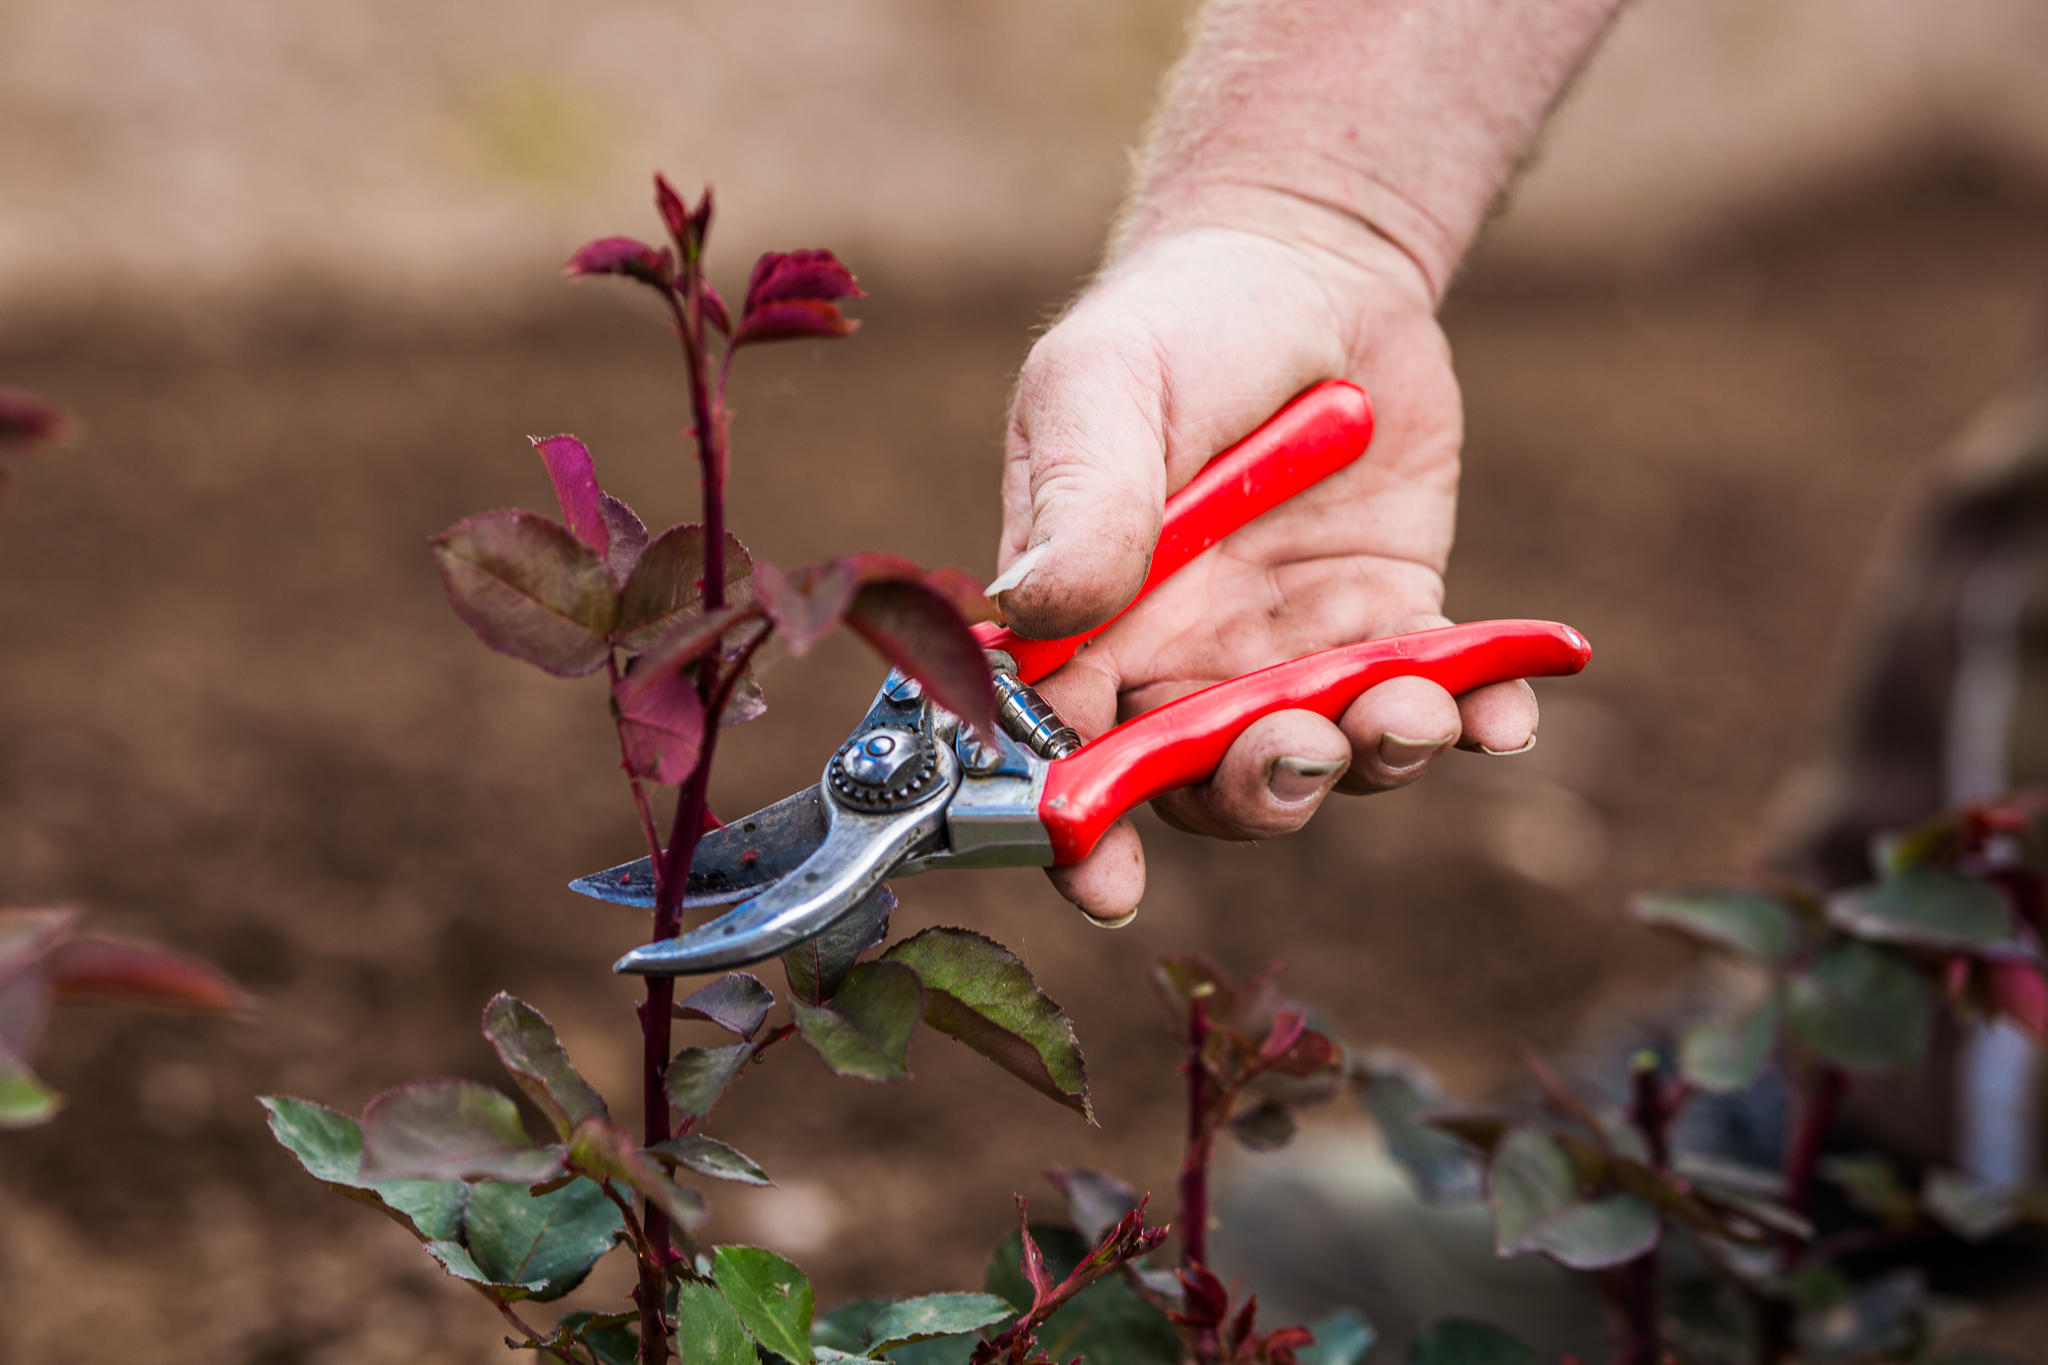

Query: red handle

[1036,619,1592,864]
[975,379,1375,683]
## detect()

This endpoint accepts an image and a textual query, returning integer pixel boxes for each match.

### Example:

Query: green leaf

[259,1095,465,1240]
[1408,1318,1538,1365]
[1228,1098,1297,1152]
[0,1047,60,1128]
[425,1238,546,1297]
[647,1133,773,1186]
[674,1280,759,1365]
[1633,889,1795,964]
[1524,1194,1660,1269]
[1829,867,2020,953]
[866,1293,1014,1352]
[812,1299,885,1355]
[431,509,618,677]
[1488,1127,1658,1269]
[1787,942,1932,1073]
[554,1310,639,1365]
[713,1245,816,1364]
[358,1078,564,1184]
[1488,1127,1575,1254]
[666,1042,753,1122]
[884,928,1092,1121]
[1356,1053,1484,1204]
[985,1226,1179,1364]
[677,973,776,1040]
[462,1176,622,1302]
[617,525,755,649]
[785,886,893,1005]
[1678,996,1778,1093]
[1298,1308,1376,1365]
[482,993,609,1139]
[566,1117,708,1231]
[792,960,923,1081]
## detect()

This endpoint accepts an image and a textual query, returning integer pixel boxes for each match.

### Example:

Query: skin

[997,0,1627,920]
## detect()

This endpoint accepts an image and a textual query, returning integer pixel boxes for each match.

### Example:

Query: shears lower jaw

[606,674,1056,976]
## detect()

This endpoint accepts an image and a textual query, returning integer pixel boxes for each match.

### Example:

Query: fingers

[1151,709,1352,838]
[1047,819,1148,925]
[1328,673,1464,794]
[997,320,1168,640]
[1454,678,1540,755]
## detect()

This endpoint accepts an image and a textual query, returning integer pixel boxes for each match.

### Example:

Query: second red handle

[1035,619,1592,864]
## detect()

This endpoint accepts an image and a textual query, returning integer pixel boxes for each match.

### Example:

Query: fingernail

[1478,735,1538,757]
[1083,906,1139,929]
[986,542,1051,597]
[1269,755,1346,803]
[1379,732,1453,774]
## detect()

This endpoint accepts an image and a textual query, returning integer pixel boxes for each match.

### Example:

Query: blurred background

[2,1,2045,1360]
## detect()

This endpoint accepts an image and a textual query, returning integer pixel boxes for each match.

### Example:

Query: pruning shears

[572,380,1591,975]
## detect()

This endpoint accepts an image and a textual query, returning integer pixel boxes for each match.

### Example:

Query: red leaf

[733,249,864,347]
[755,559,859,656]
[743,249,863,311]
[613,666,706,785]
[1015,1195,1055,1302]
[655,174,714,263]
[846,575,997,739]
[431,510,619,677]
[1261,1326,1316,1361]
[1229,1294,1259,1350]
[532,435,611,558]
[598,493,649,585]
[1265,1028,1343,1079]
[1172,1264,1230,1330]
[732,299,859,345]
[703,282,731,336]
[617,524,755,649]
[618,602,763,702]
[44,934,246,1014]
[564,236,674,288]
[1260,1011,1308,1062]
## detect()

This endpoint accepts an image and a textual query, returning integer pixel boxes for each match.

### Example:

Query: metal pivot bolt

[829,726,941,810]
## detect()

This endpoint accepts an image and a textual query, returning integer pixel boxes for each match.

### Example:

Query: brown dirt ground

[1,166,2045,1362]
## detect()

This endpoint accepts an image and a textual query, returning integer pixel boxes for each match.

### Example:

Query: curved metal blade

[567,788,826,910]
[613,791,949,976]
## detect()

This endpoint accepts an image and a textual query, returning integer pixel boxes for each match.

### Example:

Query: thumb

[996,320,1168,640]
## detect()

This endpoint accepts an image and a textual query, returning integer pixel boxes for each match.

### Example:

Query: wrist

[1111,178,1447,315]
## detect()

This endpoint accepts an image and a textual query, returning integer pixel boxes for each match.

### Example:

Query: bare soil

[1,168,2044,1362]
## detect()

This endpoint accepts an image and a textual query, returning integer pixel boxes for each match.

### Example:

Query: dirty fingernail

[1379,732,1452,774]
[1479,734,1538,757]
[986,541,1052,598]
[1269,756,1346,803]
[1083,906,1138,929]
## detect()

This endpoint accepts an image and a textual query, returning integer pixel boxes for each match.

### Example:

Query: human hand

[996,218,1538,921]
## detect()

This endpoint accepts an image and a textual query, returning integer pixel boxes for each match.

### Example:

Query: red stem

[1781,1066,1848,1221]
[630,250,733,1365]
[1604,1062,1671,1365]
[1178,993,1213,1271]
[1756,1065,1848,1364]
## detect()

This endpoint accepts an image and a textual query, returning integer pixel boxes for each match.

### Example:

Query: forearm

[1116,0,1626,302]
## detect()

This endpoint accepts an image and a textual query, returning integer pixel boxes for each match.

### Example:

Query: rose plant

[257,177,1375,1365]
